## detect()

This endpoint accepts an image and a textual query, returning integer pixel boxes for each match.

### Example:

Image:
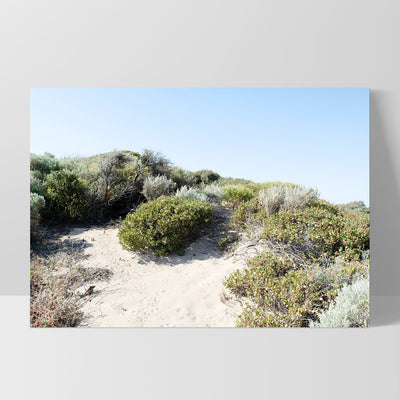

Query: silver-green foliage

[30,171,45,195]
[259,185,318,216]
[30,192,46,213]
[310,278,369,328]
[30,153,60,177]
[175,186,207,202]
[30,192,46,233]
[202,184,225,202]
[142,175,176,201]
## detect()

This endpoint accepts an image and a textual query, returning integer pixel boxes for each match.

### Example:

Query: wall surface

[0,1,399,399]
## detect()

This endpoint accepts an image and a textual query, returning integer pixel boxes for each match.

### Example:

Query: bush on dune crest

[118,196,213,256]
[225,187,370,327]
[259,185,318,216]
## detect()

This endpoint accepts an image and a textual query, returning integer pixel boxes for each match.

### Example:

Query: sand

[62,210,262,327]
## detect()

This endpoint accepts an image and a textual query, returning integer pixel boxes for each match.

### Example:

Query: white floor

[1,296,399,400]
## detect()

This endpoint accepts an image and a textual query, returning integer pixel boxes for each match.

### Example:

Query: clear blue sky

[30,88,369,205]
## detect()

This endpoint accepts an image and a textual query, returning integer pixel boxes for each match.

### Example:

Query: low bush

[217,235,235,251]
[340,201,369,215]
[118,196,213,256]
[202,184,225,202]
[43,170,88,221]
[142,175,176,201]
[225,252,330,327]
[30,153,60,178]
[230,198,266,230]
[262,201,369,261]
[259,185,318,216]
[30,193,46,234]
[193,169,220,185]
[30,172,45,196]
[175,186,207,202]
[218,177,254,186]
[224,251,369,327]
[223,185,255,207]
[310,278,369,327]
[169,166,197,188]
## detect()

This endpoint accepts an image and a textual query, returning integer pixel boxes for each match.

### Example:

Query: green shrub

[43,170,88,221]
[142,175,176,201]
[225,252,334,327]
[310,278,369,327]
[169,166,196,188]
[30,153,60,177]
[262,201,369,261]
[118,196,213,256]
[340,201,369,215]
[59,158,83,174]
[193,169,220,185]
[30,193,46,233]
[30,171,45,196]
[224,251,368,327]
[230,198,266,230]
[175,186,207,202]
[217,235,234,251]
[223,185,255,207]
[218,177,254,186]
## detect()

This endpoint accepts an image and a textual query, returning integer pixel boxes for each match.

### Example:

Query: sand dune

[63,211,258,327]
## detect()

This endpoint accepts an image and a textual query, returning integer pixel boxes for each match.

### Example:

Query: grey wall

[1,0,399,295]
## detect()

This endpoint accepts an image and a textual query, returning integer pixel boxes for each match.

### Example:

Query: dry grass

[30,227,112,328]
[259,185,318,216]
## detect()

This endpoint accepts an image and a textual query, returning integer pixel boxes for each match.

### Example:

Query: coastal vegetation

[30,149,370,328]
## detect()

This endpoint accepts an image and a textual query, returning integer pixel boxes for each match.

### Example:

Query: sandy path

[63,212,251,327]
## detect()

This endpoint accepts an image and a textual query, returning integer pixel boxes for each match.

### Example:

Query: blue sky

[30,88,369,205]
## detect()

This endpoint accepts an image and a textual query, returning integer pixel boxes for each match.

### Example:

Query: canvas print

[30,88,370,328]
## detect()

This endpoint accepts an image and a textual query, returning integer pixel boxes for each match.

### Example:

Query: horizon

[30,88,369,205]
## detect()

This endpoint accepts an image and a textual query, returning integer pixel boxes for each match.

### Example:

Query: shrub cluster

[225,251,369,327]
[30,153,88,226]
[169,166,196,188]
[30,153,60,176]
[118,196,213,256]
[30,149,177,225]
[223,185,255,207]
[230,198,266,230]
[193,169,220,185]
[226,190,369,327]
[43,170,88,221]
[262,201,370,261]
[340,200,369,215]
[29,149,237,228]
